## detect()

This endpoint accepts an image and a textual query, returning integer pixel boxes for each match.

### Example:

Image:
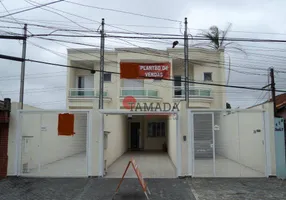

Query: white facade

[6,47,275,178]
[66,47,226,110]
[65,47,227,176]
[7,104,274,178]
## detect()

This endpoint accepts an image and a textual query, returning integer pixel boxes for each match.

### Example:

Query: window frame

[147,121,166,137]
[203,72,213,82]
[103,72,112,82]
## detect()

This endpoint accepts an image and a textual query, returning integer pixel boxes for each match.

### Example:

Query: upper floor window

[204,72,212,81]
[173,76,184,86]
[76,75,94,88]
[104,72,111,82]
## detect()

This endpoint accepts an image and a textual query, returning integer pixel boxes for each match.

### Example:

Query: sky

[0,0,286,109]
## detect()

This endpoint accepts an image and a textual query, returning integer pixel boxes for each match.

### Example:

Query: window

[173,76,183,87]
[173,76,184,96]
[76,76,94,88]
[204,72,212,81]
[77,76,84,88]
[147,122,166,137]
[104,72,111,82]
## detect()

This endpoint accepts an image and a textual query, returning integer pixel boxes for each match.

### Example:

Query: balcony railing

[69,88,108,98]
[120,87,159,98]
[173,86,212,98]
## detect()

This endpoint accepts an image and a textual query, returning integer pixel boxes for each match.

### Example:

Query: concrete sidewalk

[189,178,286,200]
[0,177,285,200]
[0,177,195,200]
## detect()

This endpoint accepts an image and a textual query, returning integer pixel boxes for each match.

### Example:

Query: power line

[32,36,284,77]
[4,17,286,37]
[63,0,181,23]
[25,39,286,87]
[24,0,97,33]
[2,17,286,36]
[1,53,284,93]
[0,24,284,85]
[27,33,286,43]
[0,1,22,28]
[0,5,35,14]
[0,0,64,18]
[4,17,286,46]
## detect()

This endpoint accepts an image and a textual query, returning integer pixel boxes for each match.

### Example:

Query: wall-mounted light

[127,114,132,120]
[253,129,261,134]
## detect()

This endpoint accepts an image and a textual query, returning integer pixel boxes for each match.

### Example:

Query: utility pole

[19,24,27,110]
[267,67,271,100]
[270,68,277,117]
[184,17,189,108]
[99,18,105,109]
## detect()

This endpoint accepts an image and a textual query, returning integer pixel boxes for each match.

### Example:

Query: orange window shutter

[58,113,75,136]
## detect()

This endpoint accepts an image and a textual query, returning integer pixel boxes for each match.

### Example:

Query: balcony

[120,87,161,100]
[68,88,110,100]
[173,86,213,99]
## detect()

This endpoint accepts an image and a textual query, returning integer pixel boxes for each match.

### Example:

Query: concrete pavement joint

[187,178,200,200]
[71,179,93,200]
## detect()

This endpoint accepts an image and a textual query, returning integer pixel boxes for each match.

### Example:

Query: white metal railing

[69,88,108,97]
[120,87,159,98]
[173,86,212,98]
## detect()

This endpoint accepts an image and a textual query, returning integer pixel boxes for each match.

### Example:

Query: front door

[130,122,140,150]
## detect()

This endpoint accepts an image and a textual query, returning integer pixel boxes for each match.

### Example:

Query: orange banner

[120,62,171,79]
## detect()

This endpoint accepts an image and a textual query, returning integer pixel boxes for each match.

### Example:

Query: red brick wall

[0,123,9,178]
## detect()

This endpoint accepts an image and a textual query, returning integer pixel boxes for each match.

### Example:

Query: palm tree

[200,23,247,84]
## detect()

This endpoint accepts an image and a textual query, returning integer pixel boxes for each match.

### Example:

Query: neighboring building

[66,47,226,110]
[0,98,11,178]
[274,93,286,119]
[250,93,286,119]
[248,93,286,176]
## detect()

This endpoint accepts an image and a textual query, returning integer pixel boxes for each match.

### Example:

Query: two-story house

[66,47,226,177]
[67,47,226,109]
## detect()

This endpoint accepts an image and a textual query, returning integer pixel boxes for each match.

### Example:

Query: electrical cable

[0,0,64,18]
[31,36,282,77]
[63,0,181,23]
[19,58,286,93]
[24,0,98,33]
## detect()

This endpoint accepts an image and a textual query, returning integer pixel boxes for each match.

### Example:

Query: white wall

[249,102,276,175]
[193,62,226,109]
[8,105,88,175]
[168,116,177,167]
[179,102,188,176]
[68,48,226,111]
[7,103,42,175]
[104,115,128,167]
[216,111,266,174]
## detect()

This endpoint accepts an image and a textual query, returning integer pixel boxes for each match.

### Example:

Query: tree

[200,23,247,84]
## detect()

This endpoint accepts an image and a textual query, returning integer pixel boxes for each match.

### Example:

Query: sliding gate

[190,110,269,177]
[16,110,92,177]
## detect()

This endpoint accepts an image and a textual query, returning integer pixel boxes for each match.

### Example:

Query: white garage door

[190,110,268,177]
[18,110,90,177]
